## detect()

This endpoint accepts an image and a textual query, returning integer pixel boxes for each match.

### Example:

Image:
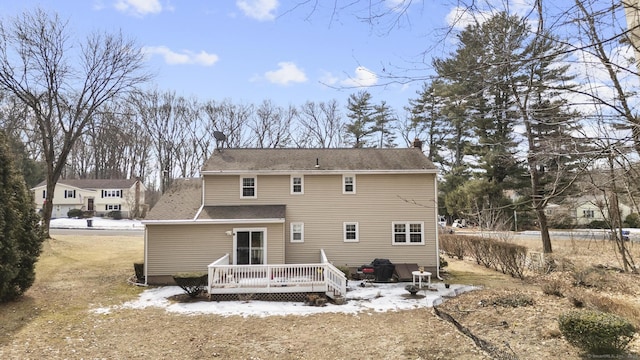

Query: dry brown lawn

[0,232,639,359]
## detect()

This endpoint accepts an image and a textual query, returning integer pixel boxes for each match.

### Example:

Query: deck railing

[207,250,347,300]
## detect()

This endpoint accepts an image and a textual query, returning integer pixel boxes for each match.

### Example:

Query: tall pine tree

[344,91,375,148]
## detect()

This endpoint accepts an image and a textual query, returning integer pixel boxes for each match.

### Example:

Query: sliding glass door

[234,229,265,265]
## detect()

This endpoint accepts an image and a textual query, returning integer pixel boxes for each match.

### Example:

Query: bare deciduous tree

[0,8,151,236]
[295,100,344,148]
[250,100,294,148]
[203,99,253,148]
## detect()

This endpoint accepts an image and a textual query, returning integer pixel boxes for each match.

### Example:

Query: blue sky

[0,0,462,114]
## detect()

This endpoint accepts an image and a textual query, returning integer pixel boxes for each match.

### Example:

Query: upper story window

[291,175,304,195]
[241,176,257,198]
[344,222,359,242]
[102,189,122,198]
[343,174,356,194]
[290,222,304,243]
[42,190,46,199]
[392,222,424,245]
[64,190,76,198]
[583,209,595,218]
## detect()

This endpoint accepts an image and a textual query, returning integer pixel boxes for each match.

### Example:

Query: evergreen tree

[433,12,581,240]
[406,81,448,163]
[344,91,375,148]
[371,101,397,148]
[0,131,44,302]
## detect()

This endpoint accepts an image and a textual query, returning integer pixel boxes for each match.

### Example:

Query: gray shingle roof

[145,178,202,221]
[197,205,286,220]
[34,178,138,189]
[201,148,436,173]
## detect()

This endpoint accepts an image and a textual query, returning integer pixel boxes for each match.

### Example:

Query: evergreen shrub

[173,272,208,298]
[559,310,636,355]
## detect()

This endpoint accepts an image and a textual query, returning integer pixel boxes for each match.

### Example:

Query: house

[32,178,147,219]
[547,195,634,226]
[142,146,439,300]
[570,195,633,226]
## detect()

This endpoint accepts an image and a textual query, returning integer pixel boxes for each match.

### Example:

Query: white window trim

[342,174,356,194]
[343,222,359,242]
[290,222,304,243]
[392,221,425,245]
[240,176,257,199]
[290,175,304,195]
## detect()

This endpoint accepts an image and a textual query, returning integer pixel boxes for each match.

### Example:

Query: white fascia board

[141,218,285,225]
[201,169,438,175]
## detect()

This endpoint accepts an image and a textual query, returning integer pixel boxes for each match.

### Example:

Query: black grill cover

[371,258,395,282]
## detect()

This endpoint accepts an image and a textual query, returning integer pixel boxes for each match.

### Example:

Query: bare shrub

[493,242,528,279]
[572,266,607,288]
[541,279,564,297]
[467,237,495,268]
[440,234,467,259]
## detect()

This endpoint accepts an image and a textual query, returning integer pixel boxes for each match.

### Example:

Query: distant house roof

[201,148,437,173]
[33,178,139,190]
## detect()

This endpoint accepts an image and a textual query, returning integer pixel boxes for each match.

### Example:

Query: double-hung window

[583,209,594,218]
[392,222,424,245]
[64,190,76,198]
[290,222,304,243]
[344,222,359,242]
[291,175,303,195]
[102,190,121,198]
[343,174,356,194]
[241,176,257,198]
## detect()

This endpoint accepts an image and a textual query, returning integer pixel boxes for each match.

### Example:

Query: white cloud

[236,0,278,21]
[143,46,219,66]
[264,62,307,85]
[445,6,485,30]
[445,1,537,30]
[385,0,411,13]
[114,0,163,16]
[319,71,339,86]
[341,66,378,87]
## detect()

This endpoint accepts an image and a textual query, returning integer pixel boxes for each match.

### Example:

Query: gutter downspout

[143,226,149,286]
[435,173,444,281]
[193,177,206,221]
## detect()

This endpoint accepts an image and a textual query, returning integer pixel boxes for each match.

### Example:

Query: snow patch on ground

[92,282,478,317]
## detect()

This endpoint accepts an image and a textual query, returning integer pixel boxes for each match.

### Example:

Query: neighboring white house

[32,179,147,219]
[572,195,633,226]
[547,195,634,226]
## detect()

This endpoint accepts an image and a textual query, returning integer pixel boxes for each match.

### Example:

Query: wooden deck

[207,250,347,301]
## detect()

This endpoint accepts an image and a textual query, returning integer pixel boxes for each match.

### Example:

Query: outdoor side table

[412,270,432,288]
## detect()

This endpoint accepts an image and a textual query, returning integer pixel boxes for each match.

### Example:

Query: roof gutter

[201,169,438,175]
[141,218,285,225]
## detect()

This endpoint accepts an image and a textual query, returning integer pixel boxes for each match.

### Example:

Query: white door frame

[232,227,268,265]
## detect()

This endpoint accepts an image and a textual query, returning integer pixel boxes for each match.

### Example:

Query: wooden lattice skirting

[208,292,325,302]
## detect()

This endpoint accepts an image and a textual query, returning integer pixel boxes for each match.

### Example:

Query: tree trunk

[42,169,59,239]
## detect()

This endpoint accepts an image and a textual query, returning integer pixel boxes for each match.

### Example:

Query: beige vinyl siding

[146,222,284,278]
[203,173,437,268]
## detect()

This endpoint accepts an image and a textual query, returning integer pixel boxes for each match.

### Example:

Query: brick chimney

[412,138,423,149]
